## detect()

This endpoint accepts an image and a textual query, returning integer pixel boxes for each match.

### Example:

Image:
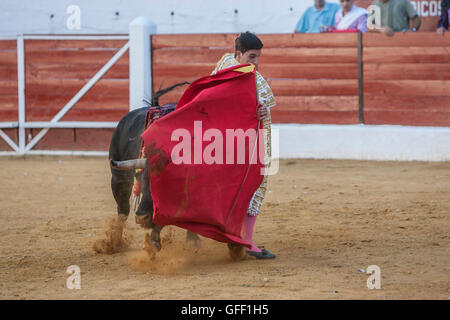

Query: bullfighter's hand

[257,104,268,120]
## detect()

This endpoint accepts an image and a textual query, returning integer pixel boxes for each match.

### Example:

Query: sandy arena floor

[0,157,449,300]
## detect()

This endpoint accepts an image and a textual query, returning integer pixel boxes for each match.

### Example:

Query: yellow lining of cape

[233,64,255,73]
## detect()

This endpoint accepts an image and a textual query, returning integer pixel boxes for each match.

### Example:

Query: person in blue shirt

[294,0,341,33]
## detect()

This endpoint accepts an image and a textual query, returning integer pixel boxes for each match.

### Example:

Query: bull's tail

[145,81,190,107]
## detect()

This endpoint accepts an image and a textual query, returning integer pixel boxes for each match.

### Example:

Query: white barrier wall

[0,0,442,35]
[0,0,339,35]
[272,124,450,162]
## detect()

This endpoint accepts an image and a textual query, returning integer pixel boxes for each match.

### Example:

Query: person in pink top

[335,0,368,32]
[322,0,368,32]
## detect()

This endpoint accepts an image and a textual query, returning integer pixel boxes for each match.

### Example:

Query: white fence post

[17,35,26,154]
[129,17,157,111]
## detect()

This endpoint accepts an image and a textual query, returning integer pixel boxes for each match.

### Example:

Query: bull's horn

[110,159,147,170]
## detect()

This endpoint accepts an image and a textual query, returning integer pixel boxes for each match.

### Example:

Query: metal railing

[0,34,133,156]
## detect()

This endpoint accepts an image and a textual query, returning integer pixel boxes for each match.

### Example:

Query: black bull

[108,83,201,250]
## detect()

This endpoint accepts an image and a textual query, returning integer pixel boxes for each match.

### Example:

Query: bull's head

[110,158,154,229]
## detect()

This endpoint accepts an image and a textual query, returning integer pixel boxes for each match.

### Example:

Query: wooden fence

[1,32,449,152]
[153,32,450,127]
[363,32,450,126]
[0,40,18,151]
[153,33,360,124]
[0,37,129,152]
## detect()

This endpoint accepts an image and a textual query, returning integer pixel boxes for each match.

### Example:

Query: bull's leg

[186,231,201,248]
[150,225,163,251]
[111,169,134,221]
[135,208,155,229]
[228,243,245,261]
[94,168,133,254]
[135,166,156,229]
[144,233,157,259]
[135,214,155,229]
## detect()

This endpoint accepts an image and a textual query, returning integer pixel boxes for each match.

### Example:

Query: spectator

[327,0,368,32]
[294,0,341,33]
[437,0,449,35]
[368,0,421,37]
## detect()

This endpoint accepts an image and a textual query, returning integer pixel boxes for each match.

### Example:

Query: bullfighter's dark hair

[442,0,449,10]
[235,31,263,54]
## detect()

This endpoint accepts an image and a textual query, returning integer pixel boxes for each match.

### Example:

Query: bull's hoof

[227,243,245,261]
[150,229,162,251]
[144,233,158,259]
[152,240,162,251]
[135,214,154,229]
[186,232,202,248]
[118,214,128,223]
[186,238,202,249]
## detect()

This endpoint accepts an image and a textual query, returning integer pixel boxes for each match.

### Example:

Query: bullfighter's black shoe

[246,247,276,259]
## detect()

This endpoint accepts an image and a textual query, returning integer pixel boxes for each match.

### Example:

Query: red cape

[141,64,265,248]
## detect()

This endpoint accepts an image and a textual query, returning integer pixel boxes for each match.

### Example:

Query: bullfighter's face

[235,49,261,69]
